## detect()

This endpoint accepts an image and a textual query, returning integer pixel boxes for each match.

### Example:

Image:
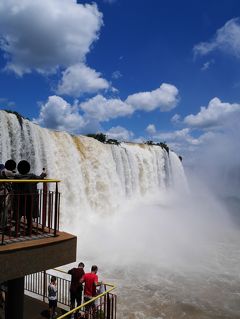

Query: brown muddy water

[103,238,240,319]
[72,195,240,319]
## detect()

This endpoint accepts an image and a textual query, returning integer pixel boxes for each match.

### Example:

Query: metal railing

[25,269,70,307]
[25,269,117,319]
[60,287,117,319]
[0,179,60,245]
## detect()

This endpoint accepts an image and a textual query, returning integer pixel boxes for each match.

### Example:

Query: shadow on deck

[0,295,67,319]
[23,295,66,319]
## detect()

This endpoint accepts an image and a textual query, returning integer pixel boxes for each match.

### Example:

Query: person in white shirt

[48,276,57,319]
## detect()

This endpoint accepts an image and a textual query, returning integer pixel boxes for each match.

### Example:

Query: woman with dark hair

[0,159,16,178]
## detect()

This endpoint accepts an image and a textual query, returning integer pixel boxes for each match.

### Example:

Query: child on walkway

[48,276,57,319]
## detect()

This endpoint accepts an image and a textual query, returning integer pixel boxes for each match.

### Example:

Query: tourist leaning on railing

[68,262,85,313]
[1,159,17,178]
[0,159,16,229]
[13,160,46,236]
[80,265,100,315]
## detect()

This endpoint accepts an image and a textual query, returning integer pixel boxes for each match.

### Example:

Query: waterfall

[0,111,187,227]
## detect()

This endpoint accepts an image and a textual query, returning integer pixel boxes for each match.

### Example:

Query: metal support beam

[5,276,24,319]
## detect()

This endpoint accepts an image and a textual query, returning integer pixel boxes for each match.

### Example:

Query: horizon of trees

[1,109,182,159]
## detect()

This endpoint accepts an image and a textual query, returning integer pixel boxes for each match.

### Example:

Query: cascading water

[1,110,239,319]
[0,110,187,225]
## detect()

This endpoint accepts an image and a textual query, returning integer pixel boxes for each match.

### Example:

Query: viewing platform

[0,179,117,319]
[0,179,77,319]
[0,269,117,319]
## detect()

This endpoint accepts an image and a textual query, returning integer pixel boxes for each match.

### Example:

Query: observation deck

[0,179,77,319]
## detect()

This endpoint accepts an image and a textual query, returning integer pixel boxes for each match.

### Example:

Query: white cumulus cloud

[0,0,103,75]
[106,126,134,141]
[150,128,215,155]
[126,83,179,112]
[80,95,133,121]
[145,124,156,134]
[35,95,85,133]
[184,97,240,129]
[171,113,181,123]
[80,83,179,121]
[57,64,109,97]
[153,128,192,142]
[35,82,180,133]
[194,18,240,58]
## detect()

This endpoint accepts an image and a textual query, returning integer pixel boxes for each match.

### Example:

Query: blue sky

[1,0,240,158]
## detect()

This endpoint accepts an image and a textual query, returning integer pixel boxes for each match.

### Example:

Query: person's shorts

[84,296,94,311]
[49,299,57,308]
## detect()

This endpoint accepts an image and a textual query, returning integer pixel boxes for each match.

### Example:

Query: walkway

[24,295,66,319]
[0,295,67,319]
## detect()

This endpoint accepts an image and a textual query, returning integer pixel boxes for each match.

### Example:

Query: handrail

[56,285,116,319]
[0,180,61,243]
[0,179,61,183]
[25,268,116,318]
[53,268,116,319]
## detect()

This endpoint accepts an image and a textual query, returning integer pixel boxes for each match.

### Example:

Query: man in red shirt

[81,265,99,312]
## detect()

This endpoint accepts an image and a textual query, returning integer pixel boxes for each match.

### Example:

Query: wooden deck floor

[1,221,55,245]
[0,295,67,319]
[24,295,66,319]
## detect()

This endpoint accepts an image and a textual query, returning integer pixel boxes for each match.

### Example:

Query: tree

[86,133,107,143]
[145,140,154,145]
[106,139,120,145]
[157,142,169,154]
[3,110,29,128]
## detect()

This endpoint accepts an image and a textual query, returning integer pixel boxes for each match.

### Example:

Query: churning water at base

[68,192,240,319]
[1,111,239,318]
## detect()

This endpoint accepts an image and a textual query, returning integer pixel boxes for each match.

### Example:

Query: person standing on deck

[48,276,57,319]
[80,265,99,314]
[13,160,46,236]
[0,160,16,229]
[68,262,85,311]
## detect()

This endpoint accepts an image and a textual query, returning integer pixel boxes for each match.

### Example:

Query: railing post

[106,293,111,319]
[15,193,20,238]
[54,182,58,236]
[42,182,47,232]
[114,295,117,319]
[1,186,6,245]
[43,270,47,302]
